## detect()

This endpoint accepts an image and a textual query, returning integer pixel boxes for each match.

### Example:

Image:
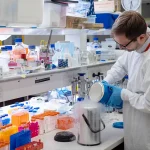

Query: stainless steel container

[77,104,105,146]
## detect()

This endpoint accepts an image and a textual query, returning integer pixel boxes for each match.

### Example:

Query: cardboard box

[66,16,87,28]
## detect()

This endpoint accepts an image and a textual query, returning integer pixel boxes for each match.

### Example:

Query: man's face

[113,34,140,52]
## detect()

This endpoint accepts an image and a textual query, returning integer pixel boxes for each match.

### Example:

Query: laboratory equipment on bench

[39,40,54,70]
[73,73,93,100]
[71,77,78,105]
[89,82,104,102]
[54,131,76,142]
[77,95,105,146]
[27,45,38,67]
[13,38,27,63]
[91,37,101,49]
[78,73,86,98]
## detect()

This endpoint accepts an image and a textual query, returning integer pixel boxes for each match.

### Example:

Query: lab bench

[33,124,124,150]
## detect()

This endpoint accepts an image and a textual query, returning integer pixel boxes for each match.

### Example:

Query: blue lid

[18,103,24,107]
[1,47,7,51]
[78,73,85,76]
[28,45,35,49]
[33,110,37,113]
[5,46,12,50]
[95,46,98,48]
[29,110,33,112]
[34,107,40,110]
[52,64,56,69]
[93,37,98,41]
[15,38,22,43]
[77,97,84,101]
[5,114,8,117]
[96,51,101,54]
[24,106,29,109]
[125,75,128,79]
[50,44,55,48]
[10,104,17,108]
[30,106,33,109]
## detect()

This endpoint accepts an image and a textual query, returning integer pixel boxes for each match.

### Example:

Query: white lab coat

[104,36,150,150]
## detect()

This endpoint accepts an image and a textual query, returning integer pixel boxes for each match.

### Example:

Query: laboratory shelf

[0,27,111,35]
[0,61,115,102]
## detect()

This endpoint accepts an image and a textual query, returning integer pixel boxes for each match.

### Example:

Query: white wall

[24,35,65,45]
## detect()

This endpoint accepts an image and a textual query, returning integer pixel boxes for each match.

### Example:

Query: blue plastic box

[95,13,119,29]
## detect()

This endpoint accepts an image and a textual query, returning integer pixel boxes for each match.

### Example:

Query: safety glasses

[114,37,137,49]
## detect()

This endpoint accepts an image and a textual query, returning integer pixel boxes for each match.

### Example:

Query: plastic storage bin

[87,15,96,23]
[41,2,67,28]
[95,13,119,29]
[0,0,44,27]
[11,111,29,126]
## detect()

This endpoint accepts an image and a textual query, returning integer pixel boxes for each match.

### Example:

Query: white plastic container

[101,41,116,49]
[9,0,44,26]
[89,82,104,102]
[0,47,10,73]
[0,0,11,26]
[0,0,44,26]
[41,2,67,27]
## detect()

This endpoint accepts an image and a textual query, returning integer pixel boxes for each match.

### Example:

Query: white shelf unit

[0,28,111,35]
[0,61,115,102]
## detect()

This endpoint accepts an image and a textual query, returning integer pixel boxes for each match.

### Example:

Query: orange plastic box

[11,111,29,126]
[15,140,43,150]
[57,116,74,130]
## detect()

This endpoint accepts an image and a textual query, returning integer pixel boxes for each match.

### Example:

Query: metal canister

[77,105,105,146]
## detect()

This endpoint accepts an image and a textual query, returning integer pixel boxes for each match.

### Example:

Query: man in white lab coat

[103,11,150,150]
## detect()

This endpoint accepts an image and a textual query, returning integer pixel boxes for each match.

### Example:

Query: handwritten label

[94,1,115,12]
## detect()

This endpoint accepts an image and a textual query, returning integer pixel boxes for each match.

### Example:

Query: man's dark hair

[112,11,147,40]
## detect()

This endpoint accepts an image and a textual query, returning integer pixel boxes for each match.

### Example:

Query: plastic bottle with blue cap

[92,37,101,49]
[1,47,9,60]
[5,46,12,52]
[13,38,26,62]
[28,45,38,60]
[28,45,38,67]
[2,114,10,126]
[95,46,101,62]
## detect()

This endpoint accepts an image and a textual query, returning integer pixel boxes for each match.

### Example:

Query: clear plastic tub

[41,2,67,28]
[101,41,116,49]
[0,0,44,26]
[87,15,96,23]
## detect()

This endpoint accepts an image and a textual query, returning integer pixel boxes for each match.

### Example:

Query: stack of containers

[15,140,43,150]
[11,111,29,127]
[0,124,18,149]
[31,111,59,134]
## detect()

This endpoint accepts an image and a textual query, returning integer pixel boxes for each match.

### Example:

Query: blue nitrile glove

[107,85,123,108]
[100,81,113,105]
[113,122,124,129]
